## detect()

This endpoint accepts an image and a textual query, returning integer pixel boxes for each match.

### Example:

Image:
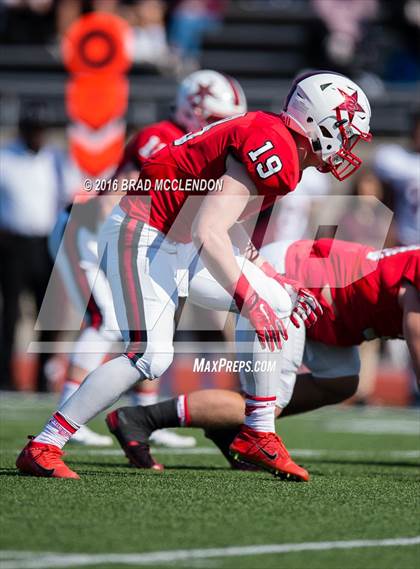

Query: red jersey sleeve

[117,120,184,174]
[134,126,169,166]
[377,246,420,291]
[233,113,300,197]
[403,251,420,289]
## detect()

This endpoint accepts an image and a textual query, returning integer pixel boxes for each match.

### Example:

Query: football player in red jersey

[278,240,420,414]
[103,240,419,469]
[46,70,247,451]
[17,71,371,480]
[117,70,248,176]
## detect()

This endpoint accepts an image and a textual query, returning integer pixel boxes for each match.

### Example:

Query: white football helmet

[174,69,247,133]
[281,71,372,180]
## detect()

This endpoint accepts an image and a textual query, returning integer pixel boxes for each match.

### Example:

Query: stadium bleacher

[0,1,417,135]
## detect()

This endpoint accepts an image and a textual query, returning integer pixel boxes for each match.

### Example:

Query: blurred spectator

[56,0,84,39]
[383,0,420,83]
[56,0,121,39]
[168,0,227,74]
[56,0,169,67]
[337,170,394,248]
[0,102,76,391]
[373,110,420,246]
[311,0,378,71]
[125,0,169,65]
[0,0,55,44]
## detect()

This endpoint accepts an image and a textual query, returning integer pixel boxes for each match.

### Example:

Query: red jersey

[285,239,420,346]
[120,112,300,242]
[116,120,184,173]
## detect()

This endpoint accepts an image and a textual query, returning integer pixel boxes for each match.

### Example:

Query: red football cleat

[16,437,79,479]
[229,425,309,481]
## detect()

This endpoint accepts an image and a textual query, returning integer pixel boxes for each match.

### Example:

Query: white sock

[59,355,143,425]
[236,320,285,407]
[58,380,81,408]
[130,388,158,407]
[34,412,80,449]
[176,394,190,426]
[244,394,276,432]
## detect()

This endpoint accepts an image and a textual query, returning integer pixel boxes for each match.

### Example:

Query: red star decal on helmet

[188,83,214,109]
[336,89,365,121]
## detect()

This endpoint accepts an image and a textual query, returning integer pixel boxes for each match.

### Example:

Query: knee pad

[130,347,174,379]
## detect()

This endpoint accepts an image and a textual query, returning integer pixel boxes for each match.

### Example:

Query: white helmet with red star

[174,69,247,133]
[281,71,372,180]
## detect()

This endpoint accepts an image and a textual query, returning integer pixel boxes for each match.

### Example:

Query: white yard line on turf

[2,447,420,459]
[325,418,420,436]
[1,537,419,569]
[66,448,420,459]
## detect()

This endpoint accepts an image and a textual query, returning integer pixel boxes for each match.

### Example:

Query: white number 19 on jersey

[248,141,282,179]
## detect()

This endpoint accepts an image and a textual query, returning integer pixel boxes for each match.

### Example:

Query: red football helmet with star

[174,69,247,133]
[281,71,372,180]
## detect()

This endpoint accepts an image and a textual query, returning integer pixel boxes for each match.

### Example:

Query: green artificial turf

[0,393,419,569]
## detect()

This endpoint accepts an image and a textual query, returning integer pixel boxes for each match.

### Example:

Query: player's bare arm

[192,155,256,293]
[400,281,420,382]
[192,156,288,351]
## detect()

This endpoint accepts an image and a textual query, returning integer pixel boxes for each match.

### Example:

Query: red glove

[232,274,287,351]
[260,262,323,329]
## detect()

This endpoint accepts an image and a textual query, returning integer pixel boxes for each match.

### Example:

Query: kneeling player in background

[106,239,419,468]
